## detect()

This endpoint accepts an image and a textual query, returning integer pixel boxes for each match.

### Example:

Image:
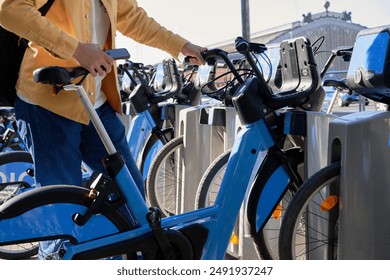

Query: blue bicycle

[115,58,187,182]
[0,108,34,206]
[0,108,36,259]
[0,36,320,259]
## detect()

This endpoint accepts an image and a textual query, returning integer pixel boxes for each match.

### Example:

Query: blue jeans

[15,97,145,258]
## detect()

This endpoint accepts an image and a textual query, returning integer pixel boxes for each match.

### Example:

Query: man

[0,0,206,259]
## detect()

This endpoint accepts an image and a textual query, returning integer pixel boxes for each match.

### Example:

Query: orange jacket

[0,0,188,123]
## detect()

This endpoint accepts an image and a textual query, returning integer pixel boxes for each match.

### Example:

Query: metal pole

[241,0,250,40]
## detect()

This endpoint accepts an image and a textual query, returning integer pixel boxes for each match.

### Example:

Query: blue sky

[116,0,390,64]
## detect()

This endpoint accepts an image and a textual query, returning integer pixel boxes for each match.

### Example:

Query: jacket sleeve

[116,0,188,59]
[0,0,78,60]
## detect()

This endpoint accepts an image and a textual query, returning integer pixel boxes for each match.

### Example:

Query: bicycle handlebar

[321,45,353,79]
[235,38,267,54]
[331,45,353,56]
[234,37,267,85]
[196,37,321,111]
[120,59,183,104]
[320,45,354,95]
[199,49,245,84]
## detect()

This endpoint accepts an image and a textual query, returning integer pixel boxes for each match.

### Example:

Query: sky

[116,0,390,65]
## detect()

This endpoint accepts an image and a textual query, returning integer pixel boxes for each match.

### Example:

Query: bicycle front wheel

[194,149,241,259]
[146,136,184,217]
[278,161,340,260]
[195,149,230,209]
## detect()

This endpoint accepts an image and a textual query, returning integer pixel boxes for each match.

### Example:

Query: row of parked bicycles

[0,24,389,260]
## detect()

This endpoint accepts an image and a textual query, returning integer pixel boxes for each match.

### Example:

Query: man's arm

[116,0,205,63]
[0,0,112,72]
[0,0,78,60]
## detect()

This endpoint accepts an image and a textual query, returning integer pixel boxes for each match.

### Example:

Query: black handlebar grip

[235,37,250,53]
[235,37,267,54]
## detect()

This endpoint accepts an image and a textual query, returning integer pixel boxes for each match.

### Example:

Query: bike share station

[173,26,390,260]
[2,20,390,261]
[329,26,390,259]
[116,26,390,260]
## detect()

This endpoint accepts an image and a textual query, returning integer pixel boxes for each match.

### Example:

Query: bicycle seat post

[63,83,117,155]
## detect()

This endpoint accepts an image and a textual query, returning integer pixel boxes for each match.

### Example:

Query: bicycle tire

[139,135,160,180]
[138,129,170,181]
[195,149,230,209]
[0,151,37,259]
[278,161,340,260]
[146,136,184,217]
[194,149,240,259]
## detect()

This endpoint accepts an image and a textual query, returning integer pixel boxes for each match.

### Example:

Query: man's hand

[180,42,207,65]
[72,43,114,77]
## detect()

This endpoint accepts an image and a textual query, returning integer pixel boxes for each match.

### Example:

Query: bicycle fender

[0,186,124,245]
[127,113,154,163]
[246,153,292,235]
[139,132,163,178]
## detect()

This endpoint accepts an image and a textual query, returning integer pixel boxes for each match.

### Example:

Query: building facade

[210,6,367,80]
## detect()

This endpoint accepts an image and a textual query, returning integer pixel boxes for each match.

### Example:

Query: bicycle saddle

[33,66,89,85]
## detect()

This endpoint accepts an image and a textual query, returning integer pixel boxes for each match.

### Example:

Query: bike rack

[305,112,338,179]
[305,111,338,260]
[276,110,338,260]
[175,103,238,213]
[129,35,338,259]
[329,110,390,259]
